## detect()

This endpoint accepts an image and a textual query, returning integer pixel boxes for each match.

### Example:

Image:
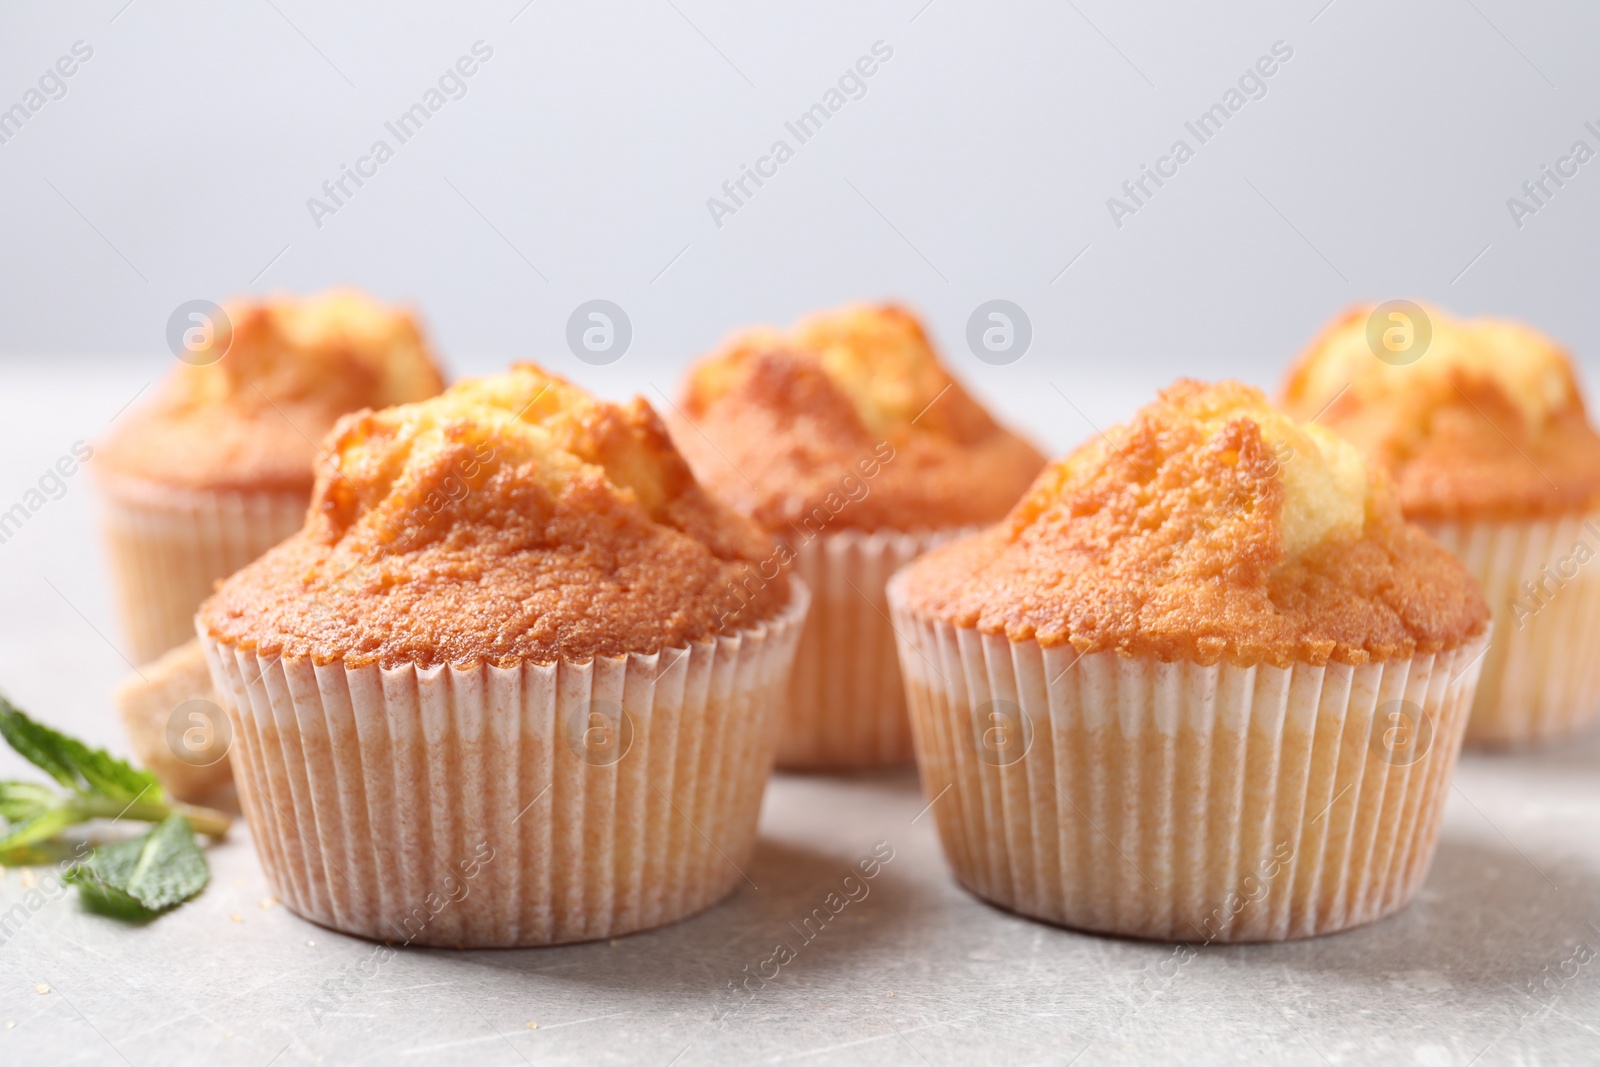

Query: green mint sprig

[64,814,210,920]
[0,694,229,919]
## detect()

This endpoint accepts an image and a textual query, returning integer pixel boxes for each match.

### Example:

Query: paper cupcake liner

[97,472,307,665]
[1421,513,1600,745]
[889,577,1489,942]
[198,583,808,948]
[780,527,967,770]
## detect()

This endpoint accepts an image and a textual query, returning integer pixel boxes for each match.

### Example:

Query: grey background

[2,0,1599,450]
[2,2,1600,1065]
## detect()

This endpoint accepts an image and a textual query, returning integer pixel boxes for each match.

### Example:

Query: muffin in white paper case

[780,527,965,768]
[200,587,806,946]
[94,289,445,664]
[890,592,1488,941]
[891,381,1492,941]
[98,472,306,665]
[669,302,1045,769]
[1281,303,1600,746]
[195,364,809,946]
[1422,515,1600,745]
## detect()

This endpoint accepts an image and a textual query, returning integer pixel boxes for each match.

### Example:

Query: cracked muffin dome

[198,364,789,668]
[673,303,1046,532]
[99,289,446,492]
[1281,305,1600,521]
[896,379,1489,668]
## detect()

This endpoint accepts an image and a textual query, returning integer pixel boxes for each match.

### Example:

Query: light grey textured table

[2,360,1597,1066]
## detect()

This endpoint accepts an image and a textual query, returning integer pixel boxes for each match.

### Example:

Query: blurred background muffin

[112,639,234,806]
[93,289,445,665]
[891,380,1489,941]
[1282,305,1600,745]
[673,303,1044,770]
[198,364,806,947]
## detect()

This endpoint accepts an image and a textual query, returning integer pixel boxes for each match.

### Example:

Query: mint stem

[76,796,231,839]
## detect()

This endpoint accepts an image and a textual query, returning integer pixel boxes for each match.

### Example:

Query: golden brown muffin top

[98,290,446,492]
[1281,305,1600,521]
[673,303,1045,533]
[198,364,790,668]
[897,380,1489,668]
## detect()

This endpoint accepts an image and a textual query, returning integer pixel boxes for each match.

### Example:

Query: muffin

[889,380,1490,941]
[1282,305,1600,745]
[113,639,234,804]
[95,290,445,664]
[197,364,808,947]
[673,304,1044,769]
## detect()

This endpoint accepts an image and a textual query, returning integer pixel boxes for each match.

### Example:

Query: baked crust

[672,304,1044,533]
[897,380,1489,668]
[1281,304,1600,521]
[198,364,789,668]
[98,290,446,492]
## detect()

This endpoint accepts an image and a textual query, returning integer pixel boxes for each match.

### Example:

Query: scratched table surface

[2,358,1598,1067]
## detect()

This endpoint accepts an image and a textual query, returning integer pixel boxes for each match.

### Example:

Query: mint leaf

[0,781,81,858]
[64,816,209,920]
[0,801,79,853]
[0,781,58,823]
[0,694,162,804]
[64,836,153,920]
[0,697,225,923]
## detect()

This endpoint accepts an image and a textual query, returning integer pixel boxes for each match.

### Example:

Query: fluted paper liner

[198,584,807,947]
[98,472,307,664]
[781,527,965,769]
[890,576,1489,941]
[1422,513,1600,745]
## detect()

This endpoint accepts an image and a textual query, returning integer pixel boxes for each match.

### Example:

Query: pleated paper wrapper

[1422,513,1600,745]
[780,527,965,769]
[97,471,307,665]
[198,583,808,948]
[890,577,1489,942]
